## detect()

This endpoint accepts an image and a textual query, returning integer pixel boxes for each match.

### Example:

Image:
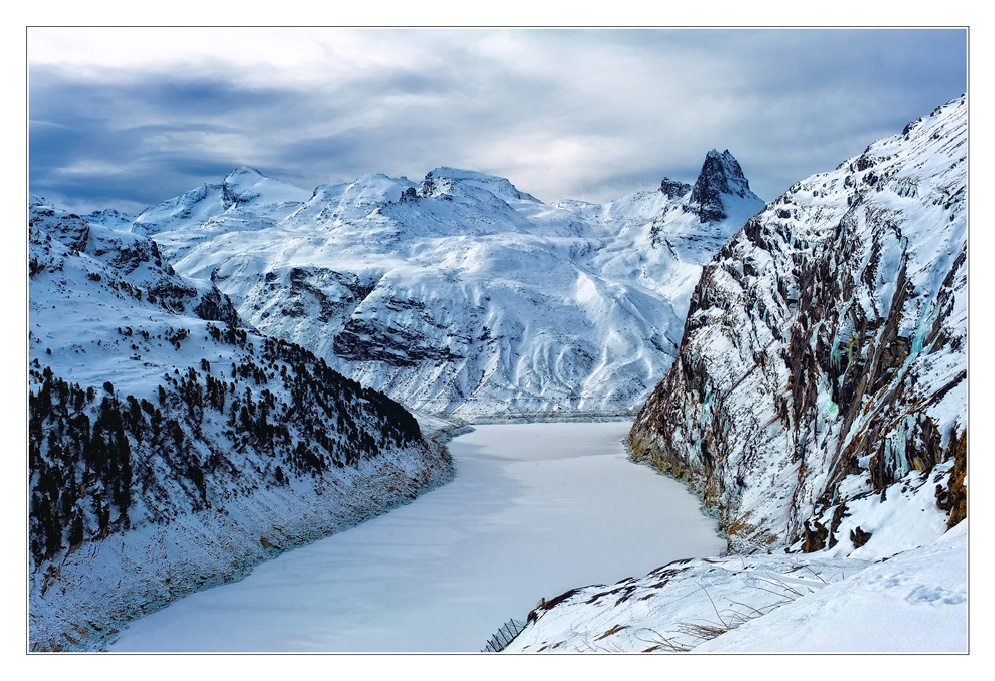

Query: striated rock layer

[629,96,967,555]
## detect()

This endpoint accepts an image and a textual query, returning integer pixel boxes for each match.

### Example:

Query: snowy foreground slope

[509,97,967,652]
[127,154,764,418]
[506,521,966,653]
[28,198,453,651]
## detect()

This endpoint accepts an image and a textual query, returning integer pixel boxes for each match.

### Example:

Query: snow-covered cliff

[628,96,966,556]
[503,96,968,654]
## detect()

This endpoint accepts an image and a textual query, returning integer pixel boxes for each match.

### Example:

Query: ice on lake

[108,421,725,652]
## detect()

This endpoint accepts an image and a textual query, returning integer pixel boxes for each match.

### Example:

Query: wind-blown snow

[696,521,967,653]
[504,520,965,653]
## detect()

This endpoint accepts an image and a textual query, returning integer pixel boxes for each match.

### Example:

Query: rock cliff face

[659,178,692,199]
[629,96,966,555]
[688,150,757,223]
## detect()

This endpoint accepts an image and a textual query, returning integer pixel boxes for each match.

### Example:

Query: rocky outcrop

[193,287,243,328]
[687,150,758,223]
[659,178,692,199]
[29,197,246,327]
[629,97,967,555]
[333,302,467,367]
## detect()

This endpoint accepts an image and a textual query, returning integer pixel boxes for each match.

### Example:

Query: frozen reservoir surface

[108,421,724,652]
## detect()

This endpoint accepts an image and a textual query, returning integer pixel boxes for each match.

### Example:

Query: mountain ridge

[112,150,765,418]
[628,95,966,556]
[501,93,968,654]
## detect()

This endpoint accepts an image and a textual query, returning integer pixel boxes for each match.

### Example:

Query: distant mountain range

[112,151,765,418]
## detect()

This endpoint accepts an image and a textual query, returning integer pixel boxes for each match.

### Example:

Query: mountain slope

[127,153,764,418]
[628,96,966,555]
[28,197,453,651]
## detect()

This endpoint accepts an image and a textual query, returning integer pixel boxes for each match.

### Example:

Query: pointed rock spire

[688,150,757,223]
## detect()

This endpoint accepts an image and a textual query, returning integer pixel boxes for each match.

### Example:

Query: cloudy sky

[28,28,967,215]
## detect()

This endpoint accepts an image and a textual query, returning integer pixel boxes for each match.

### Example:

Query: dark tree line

[29,326,424,563]
[29,369,136,559]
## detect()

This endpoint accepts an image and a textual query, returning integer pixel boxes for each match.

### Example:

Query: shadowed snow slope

[124,153,764,418]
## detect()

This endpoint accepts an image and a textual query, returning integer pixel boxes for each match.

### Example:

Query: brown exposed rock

[802,518,829,552]
[260,536,282,551]
[937,429,967,527]
[850,526,872,548]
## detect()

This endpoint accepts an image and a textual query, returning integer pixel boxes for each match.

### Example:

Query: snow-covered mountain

[132,166,311,236]
[28,197,453,651]
[124,153,764,418]
[498,95,968,654]
[628,95,967,556]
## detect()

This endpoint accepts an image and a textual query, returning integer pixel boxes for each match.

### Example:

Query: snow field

[506,521,966,653]
[130,155,762,418]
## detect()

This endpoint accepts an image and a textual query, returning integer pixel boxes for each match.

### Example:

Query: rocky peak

[420,169,451,199]
[225,166,264,181]
[218,166,310,211]
[687,149,756,223]
[628,97,967,556]
[222,167,265,208]
[659,177,692,199]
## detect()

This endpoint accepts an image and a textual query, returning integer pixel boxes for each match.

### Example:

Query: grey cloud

[28,29,966,212]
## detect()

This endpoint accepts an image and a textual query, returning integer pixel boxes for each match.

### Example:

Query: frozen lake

[108,421,724,652]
